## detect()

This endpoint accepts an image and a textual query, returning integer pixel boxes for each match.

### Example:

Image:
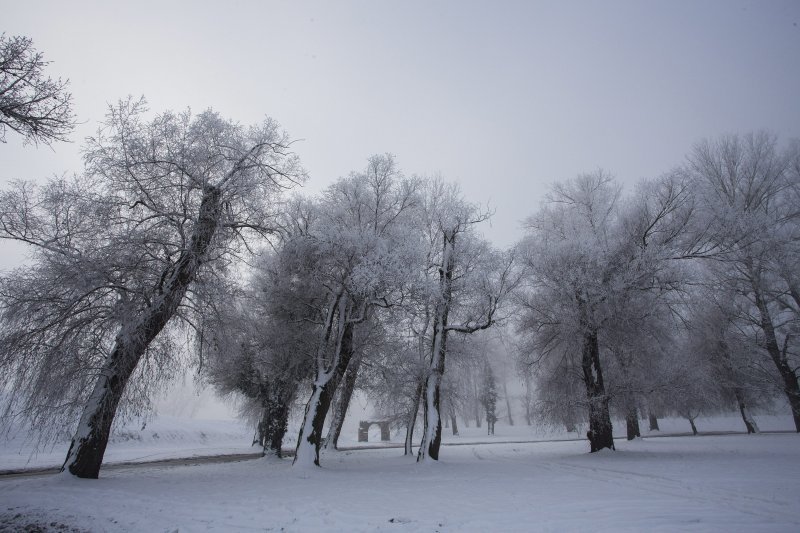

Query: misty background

[3,0,800,421]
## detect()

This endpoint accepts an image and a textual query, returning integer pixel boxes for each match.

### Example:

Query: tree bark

[580,329,615,452]
[625,403,641,440]
[688,417,698,435]
[751,277,800,432]
[404,380,423,455]
[325,353,362,450]
[473,377,482,429]
[523,375,533,426]
[449,405,459,436]
[418,231,455,462]
[62,186,221,478]
[734,389,759,434]
[418,325,448,461]
[293,296,356,467]
[648,410,660,431]
[502,377,514,426]
[259,384,293,457]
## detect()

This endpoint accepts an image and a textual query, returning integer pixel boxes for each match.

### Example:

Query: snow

[2,416,799,531]
[0,416,254,472]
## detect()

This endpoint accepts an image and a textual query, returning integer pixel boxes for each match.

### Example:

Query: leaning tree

[0,98,304,478]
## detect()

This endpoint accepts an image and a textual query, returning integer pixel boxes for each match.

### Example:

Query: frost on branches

[0,98,304,478]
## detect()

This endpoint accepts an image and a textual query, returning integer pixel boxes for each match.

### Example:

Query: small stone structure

[358,420,391,442]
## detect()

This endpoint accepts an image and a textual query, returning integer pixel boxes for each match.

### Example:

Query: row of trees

[516,133,800,450]
[0,90,514,476]
[200,158,516,466]
[0,35,797,479]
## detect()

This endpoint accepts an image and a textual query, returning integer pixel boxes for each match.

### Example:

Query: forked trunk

[62,186,221,478]
[325,353,362,450]
[293,309,355,467]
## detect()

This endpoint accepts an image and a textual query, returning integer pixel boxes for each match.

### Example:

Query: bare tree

[687,132,800,431]
[0,98,304,478]
[0,34,75,145]
[517,170,693,452]
[291,155,422,467]
[417,181,517,462]
[201,254,315,458]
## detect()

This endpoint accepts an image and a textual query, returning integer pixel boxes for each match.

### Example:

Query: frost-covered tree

[201,252,316,457]
[416,181,516,462]
[325,315,387,450]
[291,155,421,467]
[517,172,622,452]
[0,34,75,145]
[682,283,775,433]
[686,132,800,431]
[0,99,304,477]
[358,311,428,454]
[517,170,693,451]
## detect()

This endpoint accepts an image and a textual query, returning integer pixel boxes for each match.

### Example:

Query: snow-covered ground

[2,431,799,532]
[1,411,795,471]
[0,416,255,472]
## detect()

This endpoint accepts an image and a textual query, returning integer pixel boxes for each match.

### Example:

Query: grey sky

[3,0,800,260]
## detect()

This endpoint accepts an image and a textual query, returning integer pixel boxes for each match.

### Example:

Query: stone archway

[358,420,391,442]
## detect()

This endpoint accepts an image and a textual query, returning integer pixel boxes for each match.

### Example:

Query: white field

[1,414,799,531]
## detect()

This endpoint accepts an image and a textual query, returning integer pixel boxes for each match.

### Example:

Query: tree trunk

[325,353,362,450]
[734,389,759,434]
[419,327,447,461]
[418,231,455,462]
[502,378,514,426]
[751,279,800,432]
[293,296,356,467]
[523,377,533,426]
[62,186,221,479]
[449,406,459,436]
[404,380,423,455]
[580,329,615,452]
[473,378,482,429]
[260,385,293,458]
[688,417,698,435]
[625,403,641,440]
[648,410,660,431]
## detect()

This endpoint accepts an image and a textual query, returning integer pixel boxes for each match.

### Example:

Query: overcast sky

[3,0,800,258]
